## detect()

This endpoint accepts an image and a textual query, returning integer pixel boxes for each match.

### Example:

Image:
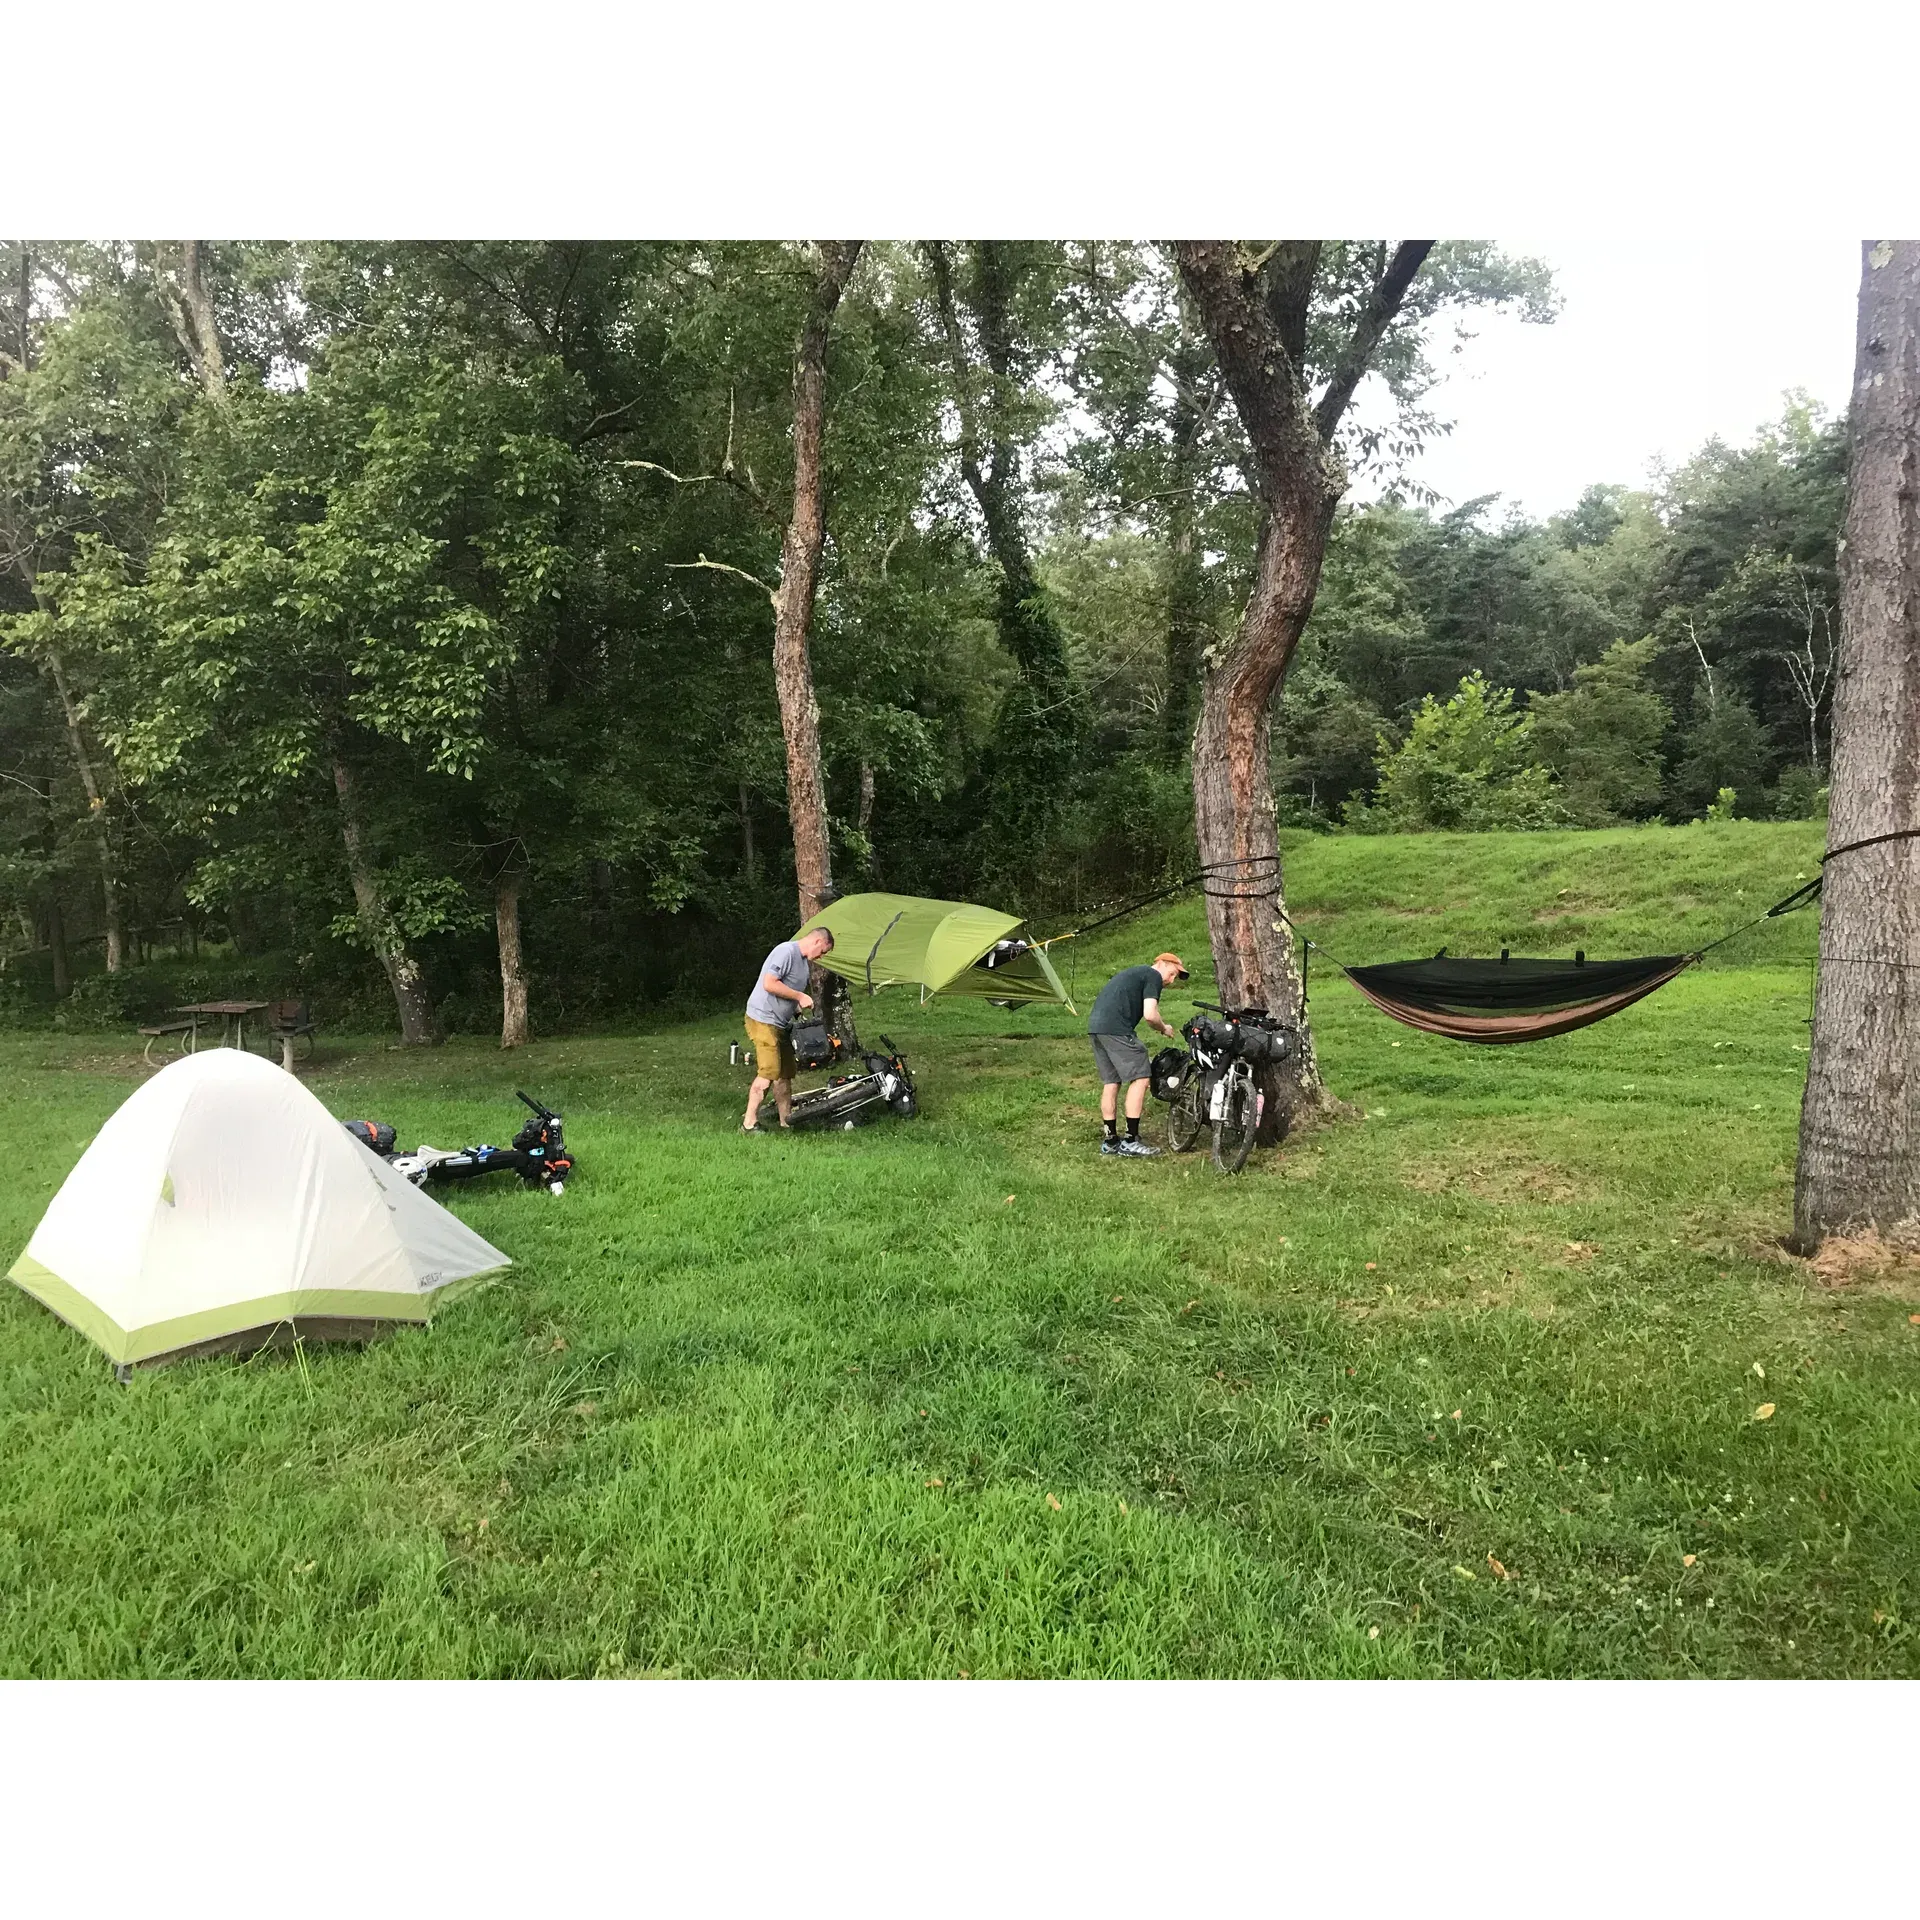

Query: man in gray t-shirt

[742,926,836,1131]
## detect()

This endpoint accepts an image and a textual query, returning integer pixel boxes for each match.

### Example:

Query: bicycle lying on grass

[1152,1002,1296,1173]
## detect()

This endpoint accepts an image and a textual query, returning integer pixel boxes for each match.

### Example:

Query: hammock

[1341,952,1695,1045]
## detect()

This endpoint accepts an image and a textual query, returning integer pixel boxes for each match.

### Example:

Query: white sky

[1363,236,1862,522]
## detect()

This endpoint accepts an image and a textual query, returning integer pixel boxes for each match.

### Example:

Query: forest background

[0,241,1844,1042]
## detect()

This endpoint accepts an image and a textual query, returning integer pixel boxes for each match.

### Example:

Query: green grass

[2,820,1914,1677]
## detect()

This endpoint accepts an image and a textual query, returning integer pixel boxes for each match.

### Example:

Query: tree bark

[771,241,863,1043]
[332,756,442,1045]
[1793,240,1920,1247]
[1173,240,1432,1132]
[496,864,530,1049]
[773,240,862,927]
[161,241,227,405]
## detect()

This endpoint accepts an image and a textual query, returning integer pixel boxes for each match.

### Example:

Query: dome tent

[7,1049,509,1373]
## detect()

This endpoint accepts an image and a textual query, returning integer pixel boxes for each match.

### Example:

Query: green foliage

[1529,638,1670,826]
[1353,673,1563,833]
[1706,787,1740,823]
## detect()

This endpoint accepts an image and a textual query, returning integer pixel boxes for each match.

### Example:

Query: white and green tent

[8,1048,509,1372]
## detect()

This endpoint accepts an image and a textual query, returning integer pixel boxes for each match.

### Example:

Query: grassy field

[3,818,1915,1678]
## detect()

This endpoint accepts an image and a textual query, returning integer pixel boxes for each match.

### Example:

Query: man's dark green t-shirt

[1088,964,1164,1036]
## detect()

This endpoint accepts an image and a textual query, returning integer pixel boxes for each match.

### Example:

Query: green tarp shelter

[797,892,1075,1011]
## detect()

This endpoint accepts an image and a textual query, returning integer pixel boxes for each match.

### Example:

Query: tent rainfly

[797,892,1075,1010]
[7,1048,509,1373]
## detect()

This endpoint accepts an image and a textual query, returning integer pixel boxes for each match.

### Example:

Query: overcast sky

[1362,236,1861,522]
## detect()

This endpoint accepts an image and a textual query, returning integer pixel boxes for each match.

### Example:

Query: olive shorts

[744,1015,797,1080]
[1089,1030,1151,1086]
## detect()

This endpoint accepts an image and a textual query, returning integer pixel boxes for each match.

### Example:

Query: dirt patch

[1781,1230,1920,1303]
[1403,1143,1597,1206]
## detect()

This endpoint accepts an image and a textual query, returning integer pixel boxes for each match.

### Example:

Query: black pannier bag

[790,1021,845,1072]
[1149,1047,1194,1102]
[341,1119,396,1157]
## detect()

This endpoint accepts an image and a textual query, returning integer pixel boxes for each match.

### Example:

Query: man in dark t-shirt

[1087,951,1187,1157]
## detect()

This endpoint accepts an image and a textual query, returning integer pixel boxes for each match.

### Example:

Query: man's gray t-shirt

[747,941,812,1028]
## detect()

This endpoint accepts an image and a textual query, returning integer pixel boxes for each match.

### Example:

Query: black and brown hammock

[1339,949,1696,1045]
[1044,828,1919,1049]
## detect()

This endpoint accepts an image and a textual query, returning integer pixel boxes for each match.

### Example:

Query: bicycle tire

[1167,1078,1203,1152]
[1212,1065,1257,1173]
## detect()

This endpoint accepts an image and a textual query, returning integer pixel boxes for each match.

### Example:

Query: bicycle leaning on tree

[1150,1001,1296,1174]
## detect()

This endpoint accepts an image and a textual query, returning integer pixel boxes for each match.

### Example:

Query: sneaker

[1117,1137,1161,1157]
[1099,1136,1123,1155]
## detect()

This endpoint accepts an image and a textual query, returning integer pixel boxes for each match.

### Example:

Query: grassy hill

[2,820,1913,1679]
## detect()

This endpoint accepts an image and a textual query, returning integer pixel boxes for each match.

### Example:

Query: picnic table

[172,1000,271,1052]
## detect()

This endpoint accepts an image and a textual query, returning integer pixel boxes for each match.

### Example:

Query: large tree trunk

[1793,240,1920,1248]
[1173,240,1432,1134]
[496,865,530,1049]
[332,756,442,1046]
[772,240,863,1042]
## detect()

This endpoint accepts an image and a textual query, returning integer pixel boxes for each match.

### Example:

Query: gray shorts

[1089,1030,1151,1086]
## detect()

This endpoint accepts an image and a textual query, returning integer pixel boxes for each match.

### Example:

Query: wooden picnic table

[172,1000,271,1052]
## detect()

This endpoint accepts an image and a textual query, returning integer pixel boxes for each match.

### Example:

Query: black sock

[1103,1117,1118,1141]
[1126,1114,1140,1140]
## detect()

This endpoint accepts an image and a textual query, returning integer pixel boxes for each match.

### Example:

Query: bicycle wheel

[1212,1065,1257,1173]
[1167,1077,1204,1152]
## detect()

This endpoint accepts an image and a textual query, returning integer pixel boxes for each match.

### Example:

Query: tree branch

[666,555,779,602]
[1311,240,1433,441]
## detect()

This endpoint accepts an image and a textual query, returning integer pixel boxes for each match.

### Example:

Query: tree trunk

[856,758,876,876]
[773,240,862,927]
[161,241,227,405]
[739,782,758,882]
[332,756,442,1045]
[771,241,863,1044]
[45,890,69,1001]
[496,865,530,1049]
[42,652,124,973]
[1793,240,1920,1247]
[1173,240,1432,1134]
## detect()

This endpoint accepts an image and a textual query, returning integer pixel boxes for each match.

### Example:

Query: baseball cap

[1154,952,1189,980]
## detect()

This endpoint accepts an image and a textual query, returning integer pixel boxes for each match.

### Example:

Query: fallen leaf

[958,1670,971,1679]
[1046,1493,1062,1511]
[476,1515,489,1533]
[1004,1195,1016,1205]
[1183,1299,1200,1313]
[1753,1403,1776,1421]
[1365,1262,1378,1271]
[1683,1554,1696,1567]
[1909,1314,1920,1326]
[1874,1610,1887,1625]
[925,1478,943,1488]
[1118,1500,1129,1515]
[1450,1409,1462,1421]
[1487,1553,1511,1579]
[1110,1293,1123,1303]
[917,1409,929,1418]
[1368,1625,1381,1638]
[548,1335,569,1353]
[1751,1361,1765,1380]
